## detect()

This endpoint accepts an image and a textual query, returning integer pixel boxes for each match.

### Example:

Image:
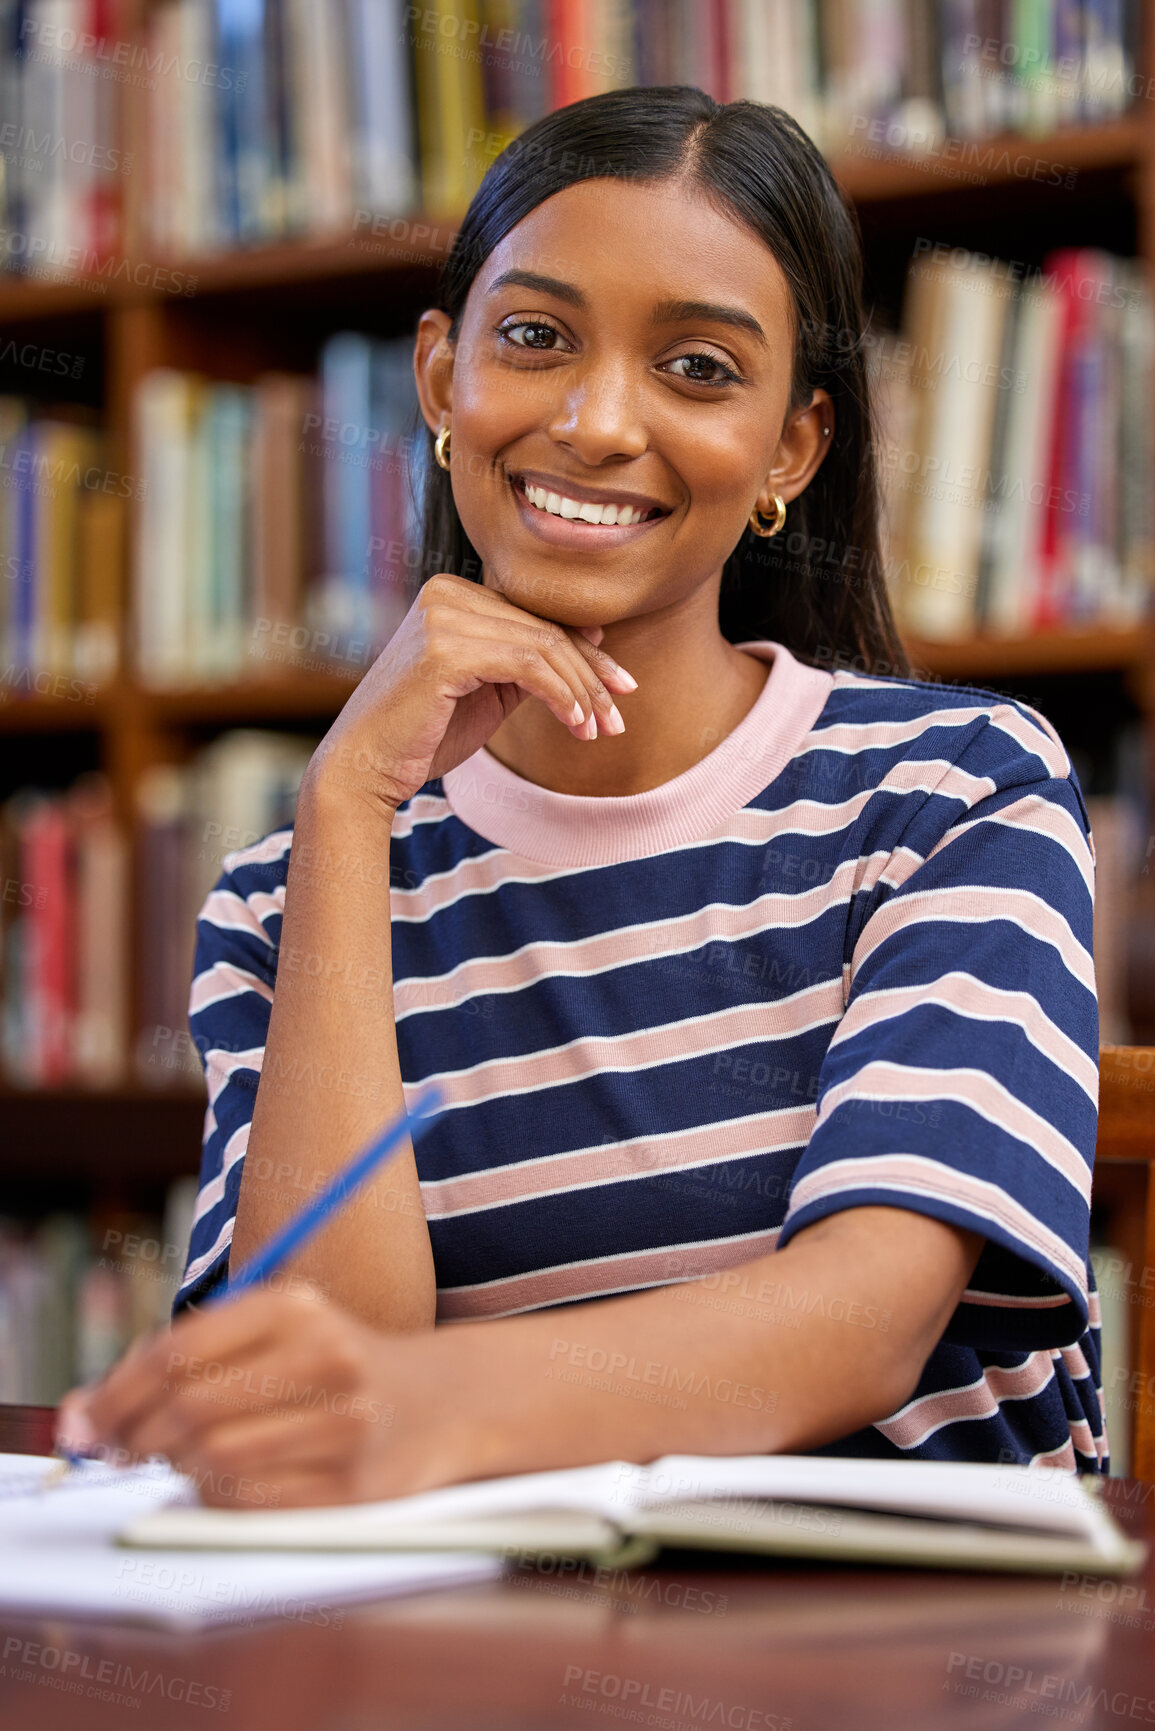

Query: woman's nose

[546,360,648,465]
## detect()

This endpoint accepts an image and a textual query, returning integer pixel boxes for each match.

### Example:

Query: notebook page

[120,1459,649,1548]
[636,1454,1104,1539]
[0,1455,500,1628]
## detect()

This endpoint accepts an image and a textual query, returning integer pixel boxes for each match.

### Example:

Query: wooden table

[3,1405,1154,1730]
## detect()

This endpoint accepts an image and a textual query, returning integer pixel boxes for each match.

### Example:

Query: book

[887,249,1016,638]
[19,791,73,1086]
[70,772,129,1086]
[980,276,1064,633]
[134,369,201,686]
[250,371,311,650]
[120,1451,1147,1578]
[346,0,417,217]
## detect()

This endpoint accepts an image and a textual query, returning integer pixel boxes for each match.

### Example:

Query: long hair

[417,85,907,677]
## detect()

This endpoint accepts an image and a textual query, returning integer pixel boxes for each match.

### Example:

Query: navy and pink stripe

[178,641,1107,1473]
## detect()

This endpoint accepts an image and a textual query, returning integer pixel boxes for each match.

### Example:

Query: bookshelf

[0,4,1152,1419]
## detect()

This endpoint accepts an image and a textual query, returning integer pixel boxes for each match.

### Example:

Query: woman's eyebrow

[487,268,585,307]
[650,299,767,345]
[485,273,767,345]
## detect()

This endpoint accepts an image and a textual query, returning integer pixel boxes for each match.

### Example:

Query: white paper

[0,1455,500,1629]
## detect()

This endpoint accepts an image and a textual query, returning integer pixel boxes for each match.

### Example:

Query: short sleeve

[174,831,289,1312]
[776,704,1098,1353]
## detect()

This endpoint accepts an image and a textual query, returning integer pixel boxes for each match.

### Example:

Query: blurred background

[0,1,1150,1467]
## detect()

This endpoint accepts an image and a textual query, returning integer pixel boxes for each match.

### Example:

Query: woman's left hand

[54,1290,478,1508]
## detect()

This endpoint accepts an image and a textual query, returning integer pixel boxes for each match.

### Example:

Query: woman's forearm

[231,774,436,1332]
[432,1207,983,1479]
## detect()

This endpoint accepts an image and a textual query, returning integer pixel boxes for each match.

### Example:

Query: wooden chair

[1096,1047,1155,1480]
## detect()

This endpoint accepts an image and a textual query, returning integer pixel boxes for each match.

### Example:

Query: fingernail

[612,667,638,692]
[585,714,598,740]
[569,699,584,725]
[602,703,625,735]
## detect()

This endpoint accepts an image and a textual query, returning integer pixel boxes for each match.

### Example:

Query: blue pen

[221,1084,445,1298]
[52,1087,444,1474]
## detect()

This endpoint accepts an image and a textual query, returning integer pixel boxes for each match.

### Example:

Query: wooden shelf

[831,114,1149,203]
[0,673,362,735]
[904,625,1155,681]
[139,671,363,726]
[0,1087,204,1191]
[165,228,453,297]
[0,688,114,732]
[0,228,450,325]
[0,273,111,323]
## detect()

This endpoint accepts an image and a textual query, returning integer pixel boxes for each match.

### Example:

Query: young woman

[61,88,1105,1506]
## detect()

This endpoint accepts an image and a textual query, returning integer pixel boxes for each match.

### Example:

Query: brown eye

[666,352,739,385]
[501,322,565,350]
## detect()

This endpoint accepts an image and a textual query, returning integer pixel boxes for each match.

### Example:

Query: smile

[511,473,669,528]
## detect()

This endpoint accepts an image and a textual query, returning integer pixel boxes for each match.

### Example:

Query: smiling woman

[59,88,1106,1508]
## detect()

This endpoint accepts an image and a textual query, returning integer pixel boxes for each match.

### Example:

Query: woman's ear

[413,309,455,436]
[755,388,835,515]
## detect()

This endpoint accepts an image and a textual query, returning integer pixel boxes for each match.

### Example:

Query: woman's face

[415,174,830,630]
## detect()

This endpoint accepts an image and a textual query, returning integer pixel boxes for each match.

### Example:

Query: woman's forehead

[474,178,792,319]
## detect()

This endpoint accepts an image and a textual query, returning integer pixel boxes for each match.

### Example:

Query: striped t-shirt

[178,639,1107,1474]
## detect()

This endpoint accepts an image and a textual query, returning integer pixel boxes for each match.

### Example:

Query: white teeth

[519,480,650,526]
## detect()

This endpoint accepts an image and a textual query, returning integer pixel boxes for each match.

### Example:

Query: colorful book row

[876,245,1154,640]
[134,332,421,687]
[0,400,125,693]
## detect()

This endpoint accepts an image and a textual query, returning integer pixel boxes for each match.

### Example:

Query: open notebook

[122,1452,1147,1578]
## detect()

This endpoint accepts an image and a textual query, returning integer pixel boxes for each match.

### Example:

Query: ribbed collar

[442,640,833,867]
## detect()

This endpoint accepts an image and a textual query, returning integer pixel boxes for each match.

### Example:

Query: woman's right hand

[305,573,639,816]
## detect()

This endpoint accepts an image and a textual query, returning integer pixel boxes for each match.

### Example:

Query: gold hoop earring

[749,494,786,538]
[434,426,451,470]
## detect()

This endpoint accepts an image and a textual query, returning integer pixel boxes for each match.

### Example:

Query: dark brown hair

[418,85,908,677]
